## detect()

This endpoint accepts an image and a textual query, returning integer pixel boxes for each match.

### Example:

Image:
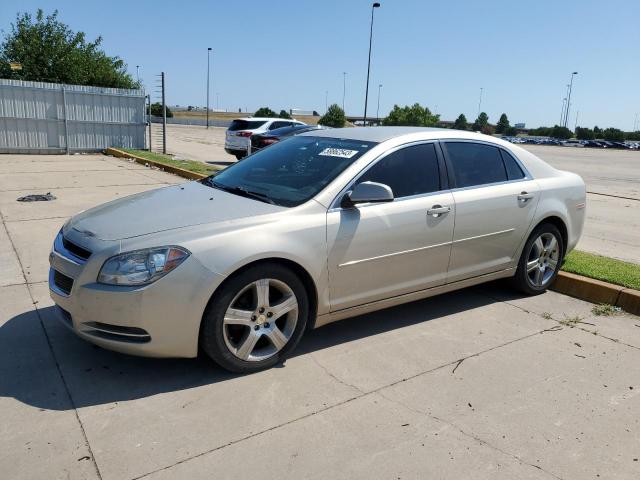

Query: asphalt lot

[1,153,640,479]
[162,126,640,264]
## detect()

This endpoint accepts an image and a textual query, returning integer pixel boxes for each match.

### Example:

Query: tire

[235,153,245,160]
[200,263,309,373]
[512,223,564,295]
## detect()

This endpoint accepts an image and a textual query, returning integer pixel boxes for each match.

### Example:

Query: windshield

[204,136,377,207]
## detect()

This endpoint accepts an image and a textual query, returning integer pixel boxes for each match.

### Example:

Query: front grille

[62,237,91,260]
[53,270,74,295]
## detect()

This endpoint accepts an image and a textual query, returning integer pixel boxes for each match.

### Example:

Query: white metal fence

[0,79,146,154]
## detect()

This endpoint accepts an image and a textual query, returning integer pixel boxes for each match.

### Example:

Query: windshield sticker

[318,148,359,159]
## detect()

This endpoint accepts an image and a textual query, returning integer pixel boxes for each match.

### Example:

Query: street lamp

[342,72,347,112]
[477,87,483,117]
[376,83,382,121]
[560,98,566,125]
[363,2,381,126]
[206,47,212,129]
[136,65,140,84]
[564,71,578,128]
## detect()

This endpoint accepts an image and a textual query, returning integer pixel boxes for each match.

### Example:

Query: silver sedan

[49,127,586,372]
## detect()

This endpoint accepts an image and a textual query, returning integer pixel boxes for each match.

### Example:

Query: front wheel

[513,223,564,295]
[200,263,308,373]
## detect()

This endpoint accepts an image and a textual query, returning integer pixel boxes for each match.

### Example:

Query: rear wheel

[513,223,564,295]
[200,263,308,373]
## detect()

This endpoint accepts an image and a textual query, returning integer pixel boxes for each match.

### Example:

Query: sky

[1,0,639,129]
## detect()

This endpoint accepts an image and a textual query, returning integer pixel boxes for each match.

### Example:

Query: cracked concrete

[1,153,639,479]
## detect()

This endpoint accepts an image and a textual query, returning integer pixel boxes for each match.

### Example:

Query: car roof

[233,117,304,122]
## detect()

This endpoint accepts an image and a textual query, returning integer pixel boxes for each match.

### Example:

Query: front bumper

[48,231,225,358]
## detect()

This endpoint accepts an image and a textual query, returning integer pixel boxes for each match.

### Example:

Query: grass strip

[121,149,221,176]
[562,250,640,290]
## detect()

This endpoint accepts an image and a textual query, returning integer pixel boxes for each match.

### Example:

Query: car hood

[66,181,285,241]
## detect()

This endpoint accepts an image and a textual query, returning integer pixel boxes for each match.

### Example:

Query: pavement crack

[309,354,364,394]
[133,326,557,479]
[0,210,103,480]
[451,358,464,374]
[376,391,565,480]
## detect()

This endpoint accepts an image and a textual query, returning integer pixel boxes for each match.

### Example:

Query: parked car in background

[225,117,306,159]
[49,127,586,373]
[250,124,326,154]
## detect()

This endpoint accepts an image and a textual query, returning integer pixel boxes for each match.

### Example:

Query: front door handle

[518,192,534,202]
[427,205,451,217]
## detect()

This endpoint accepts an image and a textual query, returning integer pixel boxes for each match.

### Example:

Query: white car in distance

[225,117,306,159]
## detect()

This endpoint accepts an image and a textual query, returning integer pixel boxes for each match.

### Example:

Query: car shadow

[0,282,516,411]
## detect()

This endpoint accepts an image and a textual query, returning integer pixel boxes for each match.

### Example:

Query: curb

[551,271,640,316]
[105,147,208,181]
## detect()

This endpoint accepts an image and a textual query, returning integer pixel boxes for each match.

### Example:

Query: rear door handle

[518,192,534,202]
[427,205,451,217]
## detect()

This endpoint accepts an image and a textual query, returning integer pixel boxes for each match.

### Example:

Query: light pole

[376,83,382,121]
[574,110,579,130]
[206,47,212,129]
[342,72,347,112]
[325,90,328,113]
[136,65,140,84]
[477,87,483,116]
[363,2,381,126]
[564,72,578,128]
[560,98,566,125]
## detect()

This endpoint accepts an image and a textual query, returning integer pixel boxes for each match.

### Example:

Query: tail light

[237,131,253,138]
[262,138,279,145]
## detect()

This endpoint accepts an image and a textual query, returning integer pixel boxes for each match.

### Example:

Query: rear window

[229,120,267,131]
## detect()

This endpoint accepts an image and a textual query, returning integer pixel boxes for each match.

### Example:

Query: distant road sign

[9,62,22,71]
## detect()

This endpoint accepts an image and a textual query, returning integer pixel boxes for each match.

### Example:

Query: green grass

[121,149,221,176]
[562,250,640,290]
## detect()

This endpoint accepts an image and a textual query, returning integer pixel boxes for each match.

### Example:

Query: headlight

[98,246,190,286]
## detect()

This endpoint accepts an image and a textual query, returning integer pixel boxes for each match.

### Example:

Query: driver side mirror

[341,181,394,208]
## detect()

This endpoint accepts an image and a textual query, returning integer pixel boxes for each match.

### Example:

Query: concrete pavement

[1,153,639,479]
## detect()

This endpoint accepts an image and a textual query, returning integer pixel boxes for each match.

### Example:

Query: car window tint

[445,142,507,188]
[358,143,440,198]
[229,120,266,131]
[500,149,525,180]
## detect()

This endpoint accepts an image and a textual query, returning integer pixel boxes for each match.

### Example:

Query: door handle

[427,205,451,217]
[518,192,534,202]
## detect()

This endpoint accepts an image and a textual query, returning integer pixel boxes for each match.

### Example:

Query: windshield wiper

[207,180,275,205]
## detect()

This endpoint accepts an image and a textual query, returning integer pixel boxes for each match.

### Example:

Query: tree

[254,107,277,118]
[318,103,346,128]
[575,127,594,140]
[625,131,640,141]
[0,9,136,88]
[382,103,439,127]
[278,109,291,119]
[602,127,624,142]
[147,103,173,118]
[472,112,493,134]
[505,126,517,136]
[593,126,602,137]
[453,114,468,131]
[495,113,510,134]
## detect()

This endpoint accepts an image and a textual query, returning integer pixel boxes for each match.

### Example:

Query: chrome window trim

[439,139,534,191]
[328,140,445,211]
[328,138,534,212]
[53,230,89,265]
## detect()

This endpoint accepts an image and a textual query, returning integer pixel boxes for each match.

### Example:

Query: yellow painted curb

[551,271,640,316]
[105,147,209,181]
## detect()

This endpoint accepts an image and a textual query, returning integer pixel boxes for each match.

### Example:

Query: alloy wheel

[526,232,560,288]
[222,278,298,362]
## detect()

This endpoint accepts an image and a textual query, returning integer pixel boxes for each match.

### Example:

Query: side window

[500,150,525,180]
[444,142,507,188]
[269,121,285,130]
[358,143,440,198]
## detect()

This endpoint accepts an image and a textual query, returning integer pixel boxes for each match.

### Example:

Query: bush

[575,127,594,140]
[147,102,173,118]
[318,104,346,128]
[278,109,291,119]
[254,107,278,118]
